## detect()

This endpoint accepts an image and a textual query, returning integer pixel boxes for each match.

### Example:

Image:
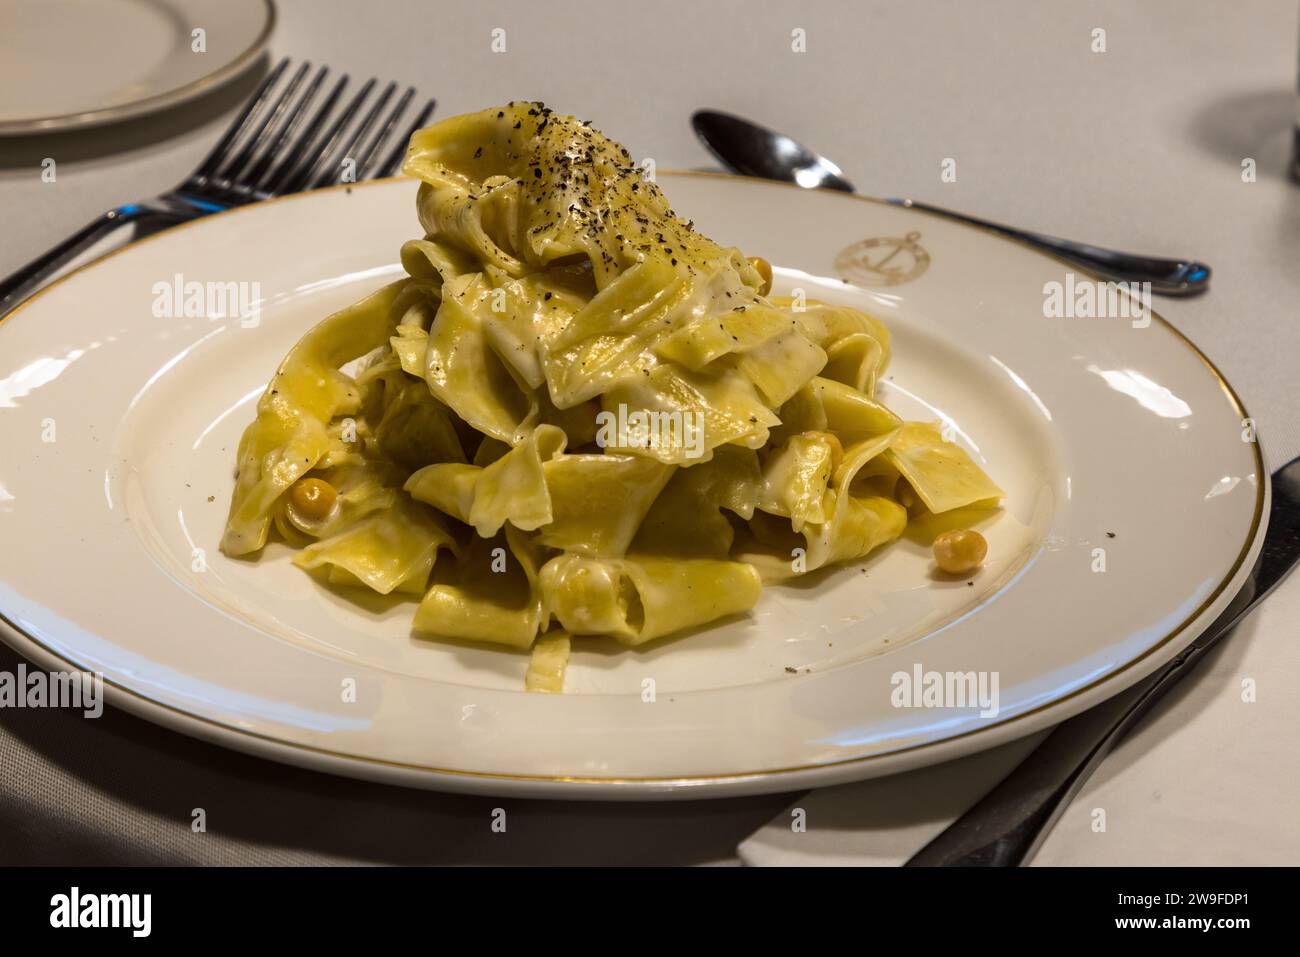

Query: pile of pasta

[221,103,1003,691]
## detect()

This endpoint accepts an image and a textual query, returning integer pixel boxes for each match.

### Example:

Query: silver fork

[0,57,434,314]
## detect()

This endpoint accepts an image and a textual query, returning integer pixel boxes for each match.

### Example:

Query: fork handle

[0,205,171,315]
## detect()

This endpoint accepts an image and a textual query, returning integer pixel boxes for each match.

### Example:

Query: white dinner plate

[0,173,1265,798]
[0,0,275,135]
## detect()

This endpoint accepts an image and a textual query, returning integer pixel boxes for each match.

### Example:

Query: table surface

[1,0,1297,865]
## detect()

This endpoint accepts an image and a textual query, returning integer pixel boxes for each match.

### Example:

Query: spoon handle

[891,199,1210,296]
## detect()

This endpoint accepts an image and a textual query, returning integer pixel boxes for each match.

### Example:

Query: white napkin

[739,574,1300,866]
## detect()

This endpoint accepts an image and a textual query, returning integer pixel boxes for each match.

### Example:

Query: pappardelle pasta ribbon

[222,103,1003,692]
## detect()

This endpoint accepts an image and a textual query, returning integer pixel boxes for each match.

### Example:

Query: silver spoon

[692,110,1210,296]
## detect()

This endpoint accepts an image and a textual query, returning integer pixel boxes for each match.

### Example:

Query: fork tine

[191,57,290,181]
[356,86,413,179]
[261,74,350,196]
[309,81,396,189]
[213,61,312,190]
[376,99,435,178]
[242,65,330,193]
[284,78,376,194]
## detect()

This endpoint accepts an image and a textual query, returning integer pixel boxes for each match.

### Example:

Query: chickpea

[933,529,987,576]
[802,430,844,474]
[749,256,773,296]
[289,477,338,523]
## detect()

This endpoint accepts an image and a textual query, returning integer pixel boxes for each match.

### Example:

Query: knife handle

[903,669,1162,866]
[905,452,1300,867]
[902,612,1262,867]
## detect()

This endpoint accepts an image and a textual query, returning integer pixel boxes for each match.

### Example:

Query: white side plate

[0,0,274,134]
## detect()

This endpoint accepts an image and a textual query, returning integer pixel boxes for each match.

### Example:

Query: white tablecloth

[1,0,1297,865]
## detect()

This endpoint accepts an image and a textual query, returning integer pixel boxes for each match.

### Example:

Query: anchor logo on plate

[835,231,931,287]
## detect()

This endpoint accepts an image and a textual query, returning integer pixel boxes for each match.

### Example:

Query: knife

[904,453,1299,866]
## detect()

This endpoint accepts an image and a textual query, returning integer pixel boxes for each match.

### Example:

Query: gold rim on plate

[0,172,1266,789]
[0,0,277,135]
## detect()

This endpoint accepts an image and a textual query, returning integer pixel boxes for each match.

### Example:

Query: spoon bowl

[692,110,854,192]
